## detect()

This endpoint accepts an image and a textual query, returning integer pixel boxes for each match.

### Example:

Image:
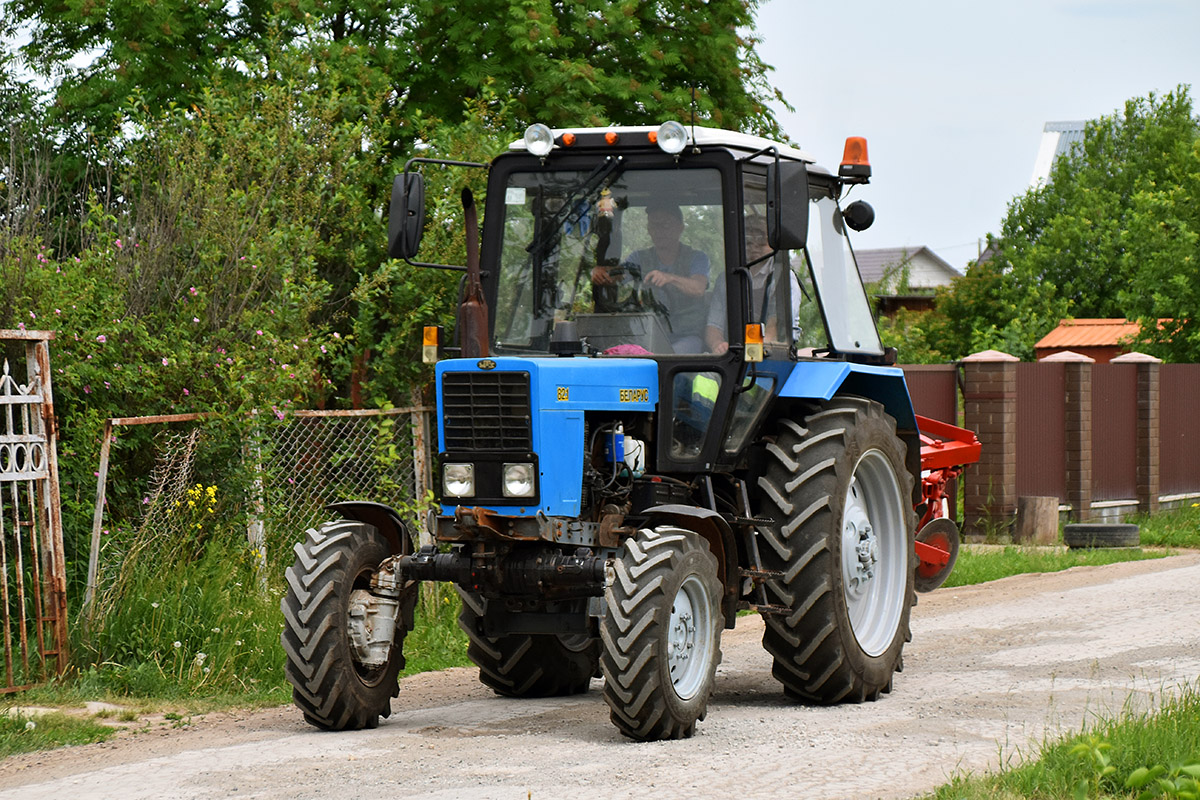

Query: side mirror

[387,172,425,259]
[766,161,809,251]
[842,200,875,232]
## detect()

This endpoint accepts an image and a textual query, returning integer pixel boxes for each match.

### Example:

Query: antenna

[690,87,698,152]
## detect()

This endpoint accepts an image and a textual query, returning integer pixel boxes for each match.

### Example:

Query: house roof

[1030,120,1087,185]
[853,246,962,284]
[1035,318,1141,349]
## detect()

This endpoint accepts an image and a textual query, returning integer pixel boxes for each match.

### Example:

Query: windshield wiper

[525,156,625,262]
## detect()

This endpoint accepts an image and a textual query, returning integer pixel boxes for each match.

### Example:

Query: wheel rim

[667,573,714,700]
[349,566,389,687]
[840,449,907,657]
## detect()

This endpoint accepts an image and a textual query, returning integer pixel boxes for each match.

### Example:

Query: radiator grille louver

[442,371,532,452]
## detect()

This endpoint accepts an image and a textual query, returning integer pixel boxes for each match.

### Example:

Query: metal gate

[0,330,69,691]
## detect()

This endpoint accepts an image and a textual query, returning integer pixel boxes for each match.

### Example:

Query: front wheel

[756,398,916,704]
[458,589,599,697]
[600,527,723,741]
[281,520,416,730]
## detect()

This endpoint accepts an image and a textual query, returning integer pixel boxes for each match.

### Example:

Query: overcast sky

[754,0,1200,271]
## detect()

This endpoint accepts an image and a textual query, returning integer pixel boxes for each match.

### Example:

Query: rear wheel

[458,590,599,697]
[281,520,416,730]
[756,398,915,704]
[600,527,723,740]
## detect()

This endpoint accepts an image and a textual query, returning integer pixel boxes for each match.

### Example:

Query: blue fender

[778,361,916,431]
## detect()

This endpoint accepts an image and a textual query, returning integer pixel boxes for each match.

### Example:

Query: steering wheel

[594,263,670,323]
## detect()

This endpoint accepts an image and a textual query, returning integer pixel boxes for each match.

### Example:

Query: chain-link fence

[251,408,433,547]
[85,406,433,619]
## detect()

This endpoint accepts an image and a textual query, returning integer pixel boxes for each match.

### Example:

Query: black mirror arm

[404,257,470,272]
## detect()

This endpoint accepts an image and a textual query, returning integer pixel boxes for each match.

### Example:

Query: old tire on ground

[457,590,599,697]
[756,398,916,704]
[1063,523,1140,549]
[600,527,723,741]
[281,520,416,730]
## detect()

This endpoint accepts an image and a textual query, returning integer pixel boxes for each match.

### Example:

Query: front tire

[756,398,915,704]
[600,527,723,741]
[281,520,416,730]
[457,589,599,697]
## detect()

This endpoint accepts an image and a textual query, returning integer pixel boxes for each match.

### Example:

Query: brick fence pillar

[962,350,1019,538]
[1114,352,1162,515]
[1046,352,1094,522]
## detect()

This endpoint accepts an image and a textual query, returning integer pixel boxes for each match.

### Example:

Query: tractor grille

[442,371,532,452]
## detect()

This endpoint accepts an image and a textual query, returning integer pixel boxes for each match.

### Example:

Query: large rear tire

[756,398,916,704]
[281,520,416,730]
[600,527,723,741]
[457,589,599,697]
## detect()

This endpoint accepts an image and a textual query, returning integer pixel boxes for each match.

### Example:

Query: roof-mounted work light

[524,123,554,157]
[655,121,688,155]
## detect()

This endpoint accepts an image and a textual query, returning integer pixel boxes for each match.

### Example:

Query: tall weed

[80,530,285,699]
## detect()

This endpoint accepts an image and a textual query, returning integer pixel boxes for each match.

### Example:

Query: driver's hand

[712,341,729,355]
[645,269,672,287]
[592,266,615,286]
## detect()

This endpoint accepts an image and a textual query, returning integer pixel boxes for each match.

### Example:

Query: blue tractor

[282,122,928,741]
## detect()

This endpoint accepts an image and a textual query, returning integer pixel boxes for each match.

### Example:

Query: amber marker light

[605,131,619,145]
[647,131,658,144]
[422,326,441,364]
[560,132,577,147]
[744,323,764,363]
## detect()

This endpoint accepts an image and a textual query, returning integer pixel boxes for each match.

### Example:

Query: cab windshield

[492,166,725,356]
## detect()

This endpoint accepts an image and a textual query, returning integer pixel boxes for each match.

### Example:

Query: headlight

[443,463,475,497]
[502,462,536,498]
[523,123,554,157]
[655,121,688,155]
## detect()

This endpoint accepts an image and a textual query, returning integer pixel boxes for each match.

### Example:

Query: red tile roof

[1035,319,1142,349]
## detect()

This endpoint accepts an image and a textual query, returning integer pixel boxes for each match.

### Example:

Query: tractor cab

[393,122,890,473]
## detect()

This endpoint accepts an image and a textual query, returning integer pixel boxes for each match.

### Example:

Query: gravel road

[3,552,1199,800]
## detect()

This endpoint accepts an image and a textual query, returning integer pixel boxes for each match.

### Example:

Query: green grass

[923,684,1200,799]
[400,583,471,676]
[942,546,1168,589]
[1133,502,1200,549]
[0,711,117,758]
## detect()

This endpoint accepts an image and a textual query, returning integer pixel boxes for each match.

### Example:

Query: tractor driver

[592,201,709,354]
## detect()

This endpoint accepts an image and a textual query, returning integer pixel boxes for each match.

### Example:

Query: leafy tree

[8,1,791,398]
[9,0,787,141]
[916,86,1199,361]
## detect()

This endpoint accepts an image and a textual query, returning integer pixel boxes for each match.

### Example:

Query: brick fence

[905,351,1200,536]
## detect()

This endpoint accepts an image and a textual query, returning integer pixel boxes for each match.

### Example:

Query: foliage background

[900,87,1199,363]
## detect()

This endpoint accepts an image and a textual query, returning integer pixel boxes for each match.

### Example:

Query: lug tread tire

[281,520,414,730]
[457,589,599,697]
[756,398,916,705]
[600,527,723,741]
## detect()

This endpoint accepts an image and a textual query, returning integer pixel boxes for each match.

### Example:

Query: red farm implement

[913,414,981,592]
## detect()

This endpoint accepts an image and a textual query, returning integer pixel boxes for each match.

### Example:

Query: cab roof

[508,124,816,164]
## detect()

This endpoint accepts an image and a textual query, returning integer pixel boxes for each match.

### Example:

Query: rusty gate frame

[0,330,69,691]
